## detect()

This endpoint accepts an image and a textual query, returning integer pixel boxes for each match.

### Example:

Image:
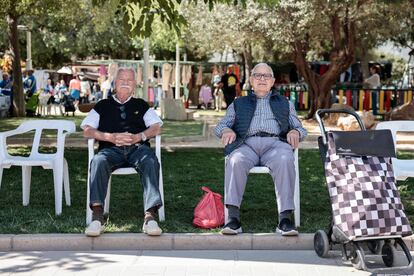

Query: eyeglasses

[252,73,273,80]
[119,105,126,120]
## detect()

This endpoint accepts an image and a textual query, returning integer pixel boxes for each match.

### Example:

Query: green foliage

[90,0,250,38]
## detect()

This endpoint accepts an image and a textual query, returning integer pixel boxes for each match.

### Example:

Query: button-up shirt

[215,92,307,140]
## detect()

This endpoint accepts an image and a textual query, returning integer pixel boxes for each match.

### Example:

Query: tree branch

[331,13,341,50]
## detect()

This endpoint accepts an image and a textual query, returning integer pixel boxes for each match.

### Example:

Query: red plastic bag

[193,186,224,229]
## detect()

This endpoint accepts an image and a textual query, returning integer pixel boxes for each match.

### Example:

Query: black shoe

[221,217,242,235]
[276,218,298,236]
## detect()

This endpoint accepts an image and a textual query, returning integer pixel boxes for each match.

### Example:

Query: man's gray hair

[251,63,274,77]
[114,67,137,81]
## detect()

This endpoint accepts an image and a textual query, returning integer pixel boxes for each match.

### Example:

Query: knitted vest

[94,97,150,151]
[224,91,290,156]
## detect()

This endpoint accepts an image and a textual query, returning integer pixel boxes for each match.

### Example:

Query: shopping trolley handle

[316,109,366,145]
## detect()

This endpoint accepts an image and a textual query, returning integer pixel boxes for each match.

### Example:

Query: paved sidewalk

[2,250,413,276]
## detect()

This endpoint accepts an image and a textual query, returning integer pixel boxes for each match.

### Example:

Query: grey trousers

[225,137,296,213]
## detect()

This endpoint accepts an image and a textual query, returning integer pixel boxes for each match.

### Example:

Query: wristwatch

[140,132,147,142]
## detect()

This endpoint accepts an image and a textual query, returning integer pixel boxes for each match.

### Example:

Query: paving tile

[163,265,186,276]
[13,234,91,251]
[184,264,210,276]
[92,233,173,250]
[140,250,235,263]
[174,233,252,250]
[208,263,235,276]
[96,264,127,276]
[124,264,165,276]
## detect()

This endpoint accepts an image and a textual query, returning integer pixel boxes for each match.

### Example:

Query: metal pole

[142,37,150,100]
[26,30,32,70]
[175,43,180,99]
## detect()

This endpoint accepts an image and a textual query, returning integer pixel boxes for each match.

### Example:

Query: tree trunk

[360,43,370,80]
[291,10,357,119]
[6,13,25,117]
[243,42,253,88]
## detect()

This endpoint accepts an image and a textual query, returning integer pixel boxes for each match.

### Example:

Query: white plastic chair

[225,149,300,227]
[376,121,414,181]
[0,120,76,215]
[86,135,165,224]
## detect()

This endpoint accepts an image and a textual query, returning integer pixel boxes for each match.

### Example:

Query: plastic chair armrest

[0,128,27,138]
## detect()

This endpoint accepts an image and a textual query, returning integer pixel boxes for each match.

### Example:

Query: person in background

[69,75,81,108]
[198,81,213,110]
[53,79,67,115]
[80,75,91,104]
[0,73,13,115]
[101,76,112,100]
[364,65,381,89]
[219,65,239,108]
[44,79,55,115]
[0,73,12,92]
[91,82,102,102]
[23,70,37,99]
[212,68,223,111]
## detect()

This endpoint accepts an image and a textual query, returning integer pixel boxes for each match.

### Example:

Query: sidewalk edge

[1,233,413,252]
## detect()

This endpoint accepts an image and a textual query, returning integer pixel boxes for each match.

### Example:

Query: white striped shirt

[215,93,307,140]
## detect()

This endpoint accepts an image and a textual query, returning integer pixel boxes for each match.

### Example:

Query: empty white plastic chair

[376,121,414,181]
[86,135,165,224]
[225,149,300,227]
[0,120,76,215]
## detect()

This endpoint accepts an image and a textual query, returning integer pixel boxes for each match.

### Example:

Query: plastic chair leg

[63,159,71,206]
[158,167,165,222]
[104,177,111,215]
[53,164,63,215]
[22,166,32,206]
[86,178,92,225]
[0,167,3,190]
[294,149,300,227]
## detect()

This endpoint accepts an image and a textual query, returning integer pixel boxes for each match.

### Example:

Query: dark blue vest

[224,91,291,156]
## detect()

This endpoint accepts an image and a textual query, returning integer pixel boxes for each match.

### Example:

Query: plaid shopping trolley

[313,108,413,272]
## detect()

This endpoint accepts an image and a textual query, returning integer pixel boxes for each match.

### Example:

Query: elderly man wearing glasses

[215,63,307,236]
[81,67,163,237]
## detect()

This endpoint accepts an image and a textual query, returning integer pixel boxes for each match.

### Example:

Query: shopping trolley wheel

[314,230,329,257]
[351,244,364,270]
[367,240,384,254]
[382,242,396,267]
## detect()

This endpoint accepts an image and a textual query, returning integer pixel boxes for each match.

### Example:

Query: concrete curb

[1,233,414,252]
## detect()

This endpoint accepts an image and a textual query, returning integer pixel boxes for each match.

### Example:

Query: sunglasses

[119,105,126,120]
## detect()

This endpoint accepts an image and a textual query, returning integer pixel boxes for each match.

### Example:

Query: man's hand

[221,128,236,145]
[111,132,136,146]
[287,129,300,149]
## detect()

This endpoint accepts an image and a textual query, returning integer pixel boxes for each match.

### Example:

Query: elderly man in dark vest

[81,67,163,237]
[215,63,307,236]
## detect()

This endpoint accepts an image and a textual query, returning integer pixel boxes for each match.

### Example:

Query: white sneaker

[85,220,104,237]
[142,220,162,236]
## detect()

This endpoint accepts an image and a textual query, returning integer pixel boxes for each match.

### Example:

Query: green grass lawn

[1,148,413,234]
[0,116,203,139]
